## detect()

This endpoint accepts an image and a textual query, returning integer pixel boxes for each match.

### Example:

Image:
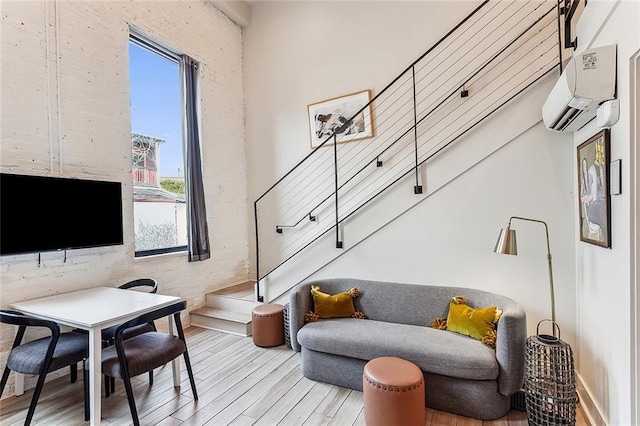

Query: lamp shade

[494,228,517,255]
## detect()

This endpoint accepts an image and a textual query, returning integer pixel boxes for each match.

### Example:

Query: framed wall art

[577,129,611,248]
[307,89,374,149]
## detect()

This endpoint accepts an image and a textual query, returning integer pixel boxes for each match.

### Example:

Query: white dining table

[10,286,184,426]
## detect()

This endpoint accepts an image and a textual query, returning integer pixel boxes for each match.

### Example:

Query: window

[129,35,187,257]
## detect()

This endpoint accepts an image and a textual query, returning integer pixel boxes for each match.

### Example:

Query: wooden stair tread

[212,281,254,300]
[190,307,252,324]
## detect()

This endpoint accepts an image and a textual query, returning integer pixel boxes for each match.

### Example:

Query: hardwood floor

[0,327,589,425]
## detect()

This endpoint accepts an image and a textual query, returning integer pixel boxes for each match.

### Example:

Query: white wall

[572,1,640,425]
[0,0,249,395]
[244,3,577,344]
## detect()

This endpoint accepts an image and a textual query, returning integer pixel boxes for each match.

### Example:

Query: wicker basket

[283,303,292,349]
[525,320,577,426]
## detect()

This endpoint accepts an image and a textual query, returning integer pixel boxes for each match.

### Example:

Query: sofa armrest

[289,282,314,352]
[495,304,527,396]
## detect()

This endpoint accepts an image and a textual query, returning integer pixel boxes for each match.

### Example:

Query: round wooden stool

[363,356,425,426]
[251,303,285,347]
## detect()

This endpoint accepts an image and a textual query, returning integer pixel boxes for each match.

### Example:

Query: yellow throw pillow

[310,285,362,319]
[445,296,500,345]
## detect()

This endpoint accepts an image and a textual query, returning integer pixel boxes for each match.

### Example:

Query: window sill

[134,248,188,261]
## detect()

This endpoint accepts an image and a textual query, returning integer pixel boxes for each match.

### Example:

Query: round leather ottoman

[363,357,425,426]
[251,303,285,347]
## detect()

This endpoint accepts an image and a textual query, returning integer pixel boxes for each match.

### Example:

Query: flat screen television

[1,173,124,255]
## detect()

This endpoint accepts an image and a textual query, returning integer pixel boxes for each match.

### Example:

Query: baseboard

[576,373,607,426]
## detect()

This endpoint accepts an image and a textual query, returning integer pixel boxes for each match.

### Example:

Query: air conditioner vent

[542,44,617,132]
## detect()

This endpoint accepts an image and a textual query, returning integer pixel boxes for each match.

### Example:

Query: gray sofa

[289,278,526,420]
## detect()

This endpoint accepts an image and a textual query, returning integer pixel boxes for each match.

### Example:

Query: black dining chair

[0,310,89,426]
[74,278,159,396]
[83,300,197,426]
[101,278,159,346]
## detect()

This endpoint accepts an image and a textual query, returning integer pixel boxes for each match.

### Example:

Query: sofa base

[300,347,511,421]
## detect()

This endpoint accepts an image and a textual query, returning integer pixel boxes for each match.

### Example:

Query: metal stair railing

[254,0,562,302]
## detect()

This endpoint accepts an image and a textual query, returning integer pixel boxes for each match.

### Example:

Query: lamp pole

[504,216,556,326]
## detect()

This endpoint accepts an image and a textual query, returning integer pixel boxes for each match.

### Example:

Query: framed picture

[307,89,374,149]
[577,129,611,248]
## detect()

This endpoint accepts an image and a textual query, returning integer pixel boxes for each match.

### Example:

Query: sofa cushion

[297,318,498,381]
[311,285,358,319]
[446,296,501,347]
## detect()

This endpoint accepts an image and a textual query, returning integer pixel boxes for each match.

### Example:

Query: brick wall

[0,0,249,396]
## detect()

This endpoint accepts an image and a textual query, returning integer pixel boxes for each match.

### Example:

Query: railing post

[254,200,263,302]
[563,0,579,50]
[556,0,565,73]
[333,133,343,249]
[412,65,422,194]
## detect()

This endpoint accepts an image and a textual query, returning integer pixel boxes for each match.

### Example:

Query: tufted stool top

[364,356,424,389]
[252,303,283,317]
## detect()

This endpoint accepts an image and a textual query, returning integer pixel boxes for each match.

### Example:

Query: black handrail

[253,0,493,298]
[254,0,561,300]
[258,64,559,283]
[271,3,557,234]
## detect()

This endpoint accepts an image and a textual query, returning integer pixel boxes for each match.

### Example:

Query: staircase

[190,281,259,336]
[253,0,564,303]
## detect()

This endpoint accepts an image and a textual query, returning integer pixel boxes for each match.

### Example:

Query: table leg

[14,372,24,396]
[168,316,181,387]
[88,329,102,426]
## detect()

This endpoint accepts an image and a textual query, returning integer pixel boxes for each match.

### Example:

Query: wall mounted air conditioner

[542,44,617,132]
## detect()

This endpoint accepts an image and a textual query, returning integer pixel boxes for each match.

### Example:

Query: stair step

[190,307,252,337]
[193,307,252,322]
[206,282,260,313]
[212,281,255,300]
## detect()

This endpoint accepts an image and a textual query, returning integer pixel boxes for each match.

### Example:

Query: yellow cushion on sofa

[446,297,499,341]
[310,285,358,319]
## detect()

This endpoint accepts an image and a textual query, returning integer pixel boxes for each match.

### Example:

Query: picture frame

[307,89,374,149]
[577,129,611,248]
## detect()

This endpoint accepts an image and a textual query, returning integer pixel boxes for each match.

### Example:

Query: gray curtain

[183,55,210,261]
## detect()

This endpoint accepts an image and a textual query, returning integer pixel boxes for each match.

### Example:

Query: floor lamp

[494,216,577,425]
[494,216,556,327]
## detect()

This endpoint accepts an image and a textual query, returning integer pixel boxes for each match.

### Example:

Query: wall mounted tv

[1,173,124,256]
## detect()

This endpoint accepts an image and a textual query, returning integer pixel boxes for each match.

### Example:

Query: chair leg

[105,374,110,398]
[102,339,114,397]
[122,376,140,426]
[0,366,11,397]
[174,313,197,401]
[70,363,78,383]
[182,350,198,401]
[24,370,48,426]
[148,370,153,386]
